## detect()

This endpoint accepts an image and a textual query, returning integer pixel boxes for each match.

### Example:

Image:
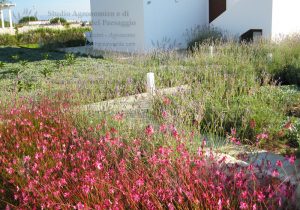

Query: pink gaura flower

[6,167,14,175]
[253,204,257,210]
[113,113,124,121]
[43,133,51,138]
[276,160,283,167]
[145,125,155,136]
[230,137,238,144]
[286,155,296,165]
[159,124,167,133]
[75,202,85,210]
[82,185,90,195]
[168,203,175,210]
[163,97,171,105]
[256,133,269,140]
[278,198,282,207]
[170,125,179,139]
[95,161,103,170]
[240,202,248,209]
[256,191,265,202]
[172,129,179,139]
[231,128,236,136]
[197,147,203,157]
[63,192,70,198]
[272,169,280,177]
[136,178,144,187]
[241,191,248,199]
[23,156,31,163]
[162,110,168,119]
[132,193,140,202]
[218,199,222,210]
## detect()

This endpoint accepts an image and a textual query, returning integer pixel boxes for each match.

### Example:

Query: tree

[18,16,38,24]
[50,17,67,25]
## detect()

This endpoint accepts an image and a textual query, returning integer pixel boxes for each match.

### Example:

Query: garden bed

[0,36,300,208]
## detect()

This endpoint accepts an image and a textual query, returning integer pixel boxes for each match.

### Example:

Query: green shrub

[1,27,90,48]
[50,17,67,25]
[64,53,76,65]
[267,35,300,86]
[18,16,38,24]
[17,27,90,48]
[0,34,18,46]
[186,25,224,50]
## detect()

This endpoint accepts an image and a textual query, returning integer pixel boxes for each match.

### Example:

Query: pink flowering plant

[0,99,298,209]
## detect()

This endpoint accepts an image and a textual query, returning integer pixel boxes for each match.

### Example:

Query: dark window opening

[240,29,263,42]
[209,0,227,23]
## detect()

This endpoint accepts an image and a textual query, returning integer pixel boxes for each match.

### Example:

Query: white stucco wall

[90,0,208,52]
[272,0,300,40]
[90,0,145,52]
[143,0,208,51]
[211,0,273,39]
[227,0,241,9]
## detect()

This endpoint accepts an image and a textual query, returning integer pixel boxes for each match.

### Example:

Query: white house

[210,0,300,41]
[90,0,300,52]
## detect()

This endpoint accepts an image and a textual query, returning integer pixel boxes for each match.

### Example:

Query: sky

[11,0,91,21]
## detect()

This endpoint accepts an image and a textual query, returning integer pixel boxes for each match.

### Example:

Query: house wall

[144,0,209,50]
[227,0,240,9]
[90,0,145,52]
[272,0,300,40]
[143,0,208,51]
[210,0,273,39]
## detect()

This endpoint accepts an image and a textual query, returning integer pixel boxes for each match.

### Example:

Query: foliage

[18,16,38,24]
[64,53,76,65]
[186,25,225,50]
[267,34,300,86]
[50,17,67,25]
[0,27,90,48]
[0,34,18,46]
[18,27,90,49]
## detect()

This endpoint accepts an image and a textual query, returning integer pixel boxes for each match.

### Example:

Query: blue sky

[11,0,91,21]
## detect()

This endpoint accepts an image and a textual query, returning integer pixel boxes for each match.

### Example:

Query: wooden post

[209,46,214,57]
[267,53,273,63]
[147,72,155,94]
